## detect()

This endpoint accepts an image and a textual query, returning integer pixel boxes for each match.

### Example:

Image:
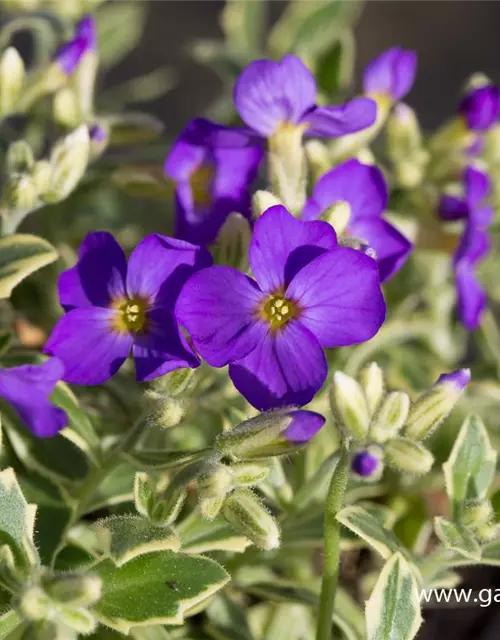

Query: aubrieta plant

[0,2,500,640]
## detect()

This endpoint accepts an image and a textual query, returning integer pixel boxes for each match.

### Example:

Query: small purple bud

[352,451,380,477]
[435,368,471,391]
[54,38,86,76]
[459,85,500,132]
[283,410,325,443]
[76,15,97,51]
[89,124,107,144]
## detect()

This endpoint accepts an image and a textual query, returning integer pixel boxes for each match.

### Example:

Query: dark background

[111,0,500,134]
[113,2,500,638]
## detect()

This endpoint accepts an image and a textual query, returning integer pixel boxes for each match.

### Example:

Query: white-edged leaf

[94,515,180,566]
[443,414,497,505]
[0,234,57,298]
[178,512,251,554]
[365,553,423,640]
[434,517,481,560]
[92,550,230,633]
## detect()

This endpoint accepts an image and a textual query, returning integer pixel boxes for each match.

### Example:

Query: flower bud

[358,362,385,414]
[369,391,410,443]
[43,125,90,203]
[18,586,51,621]
[4,175,39,214]
[351,447,383,481]
[215,409,325,459]
[156,396,186,428]
[7,141,34,176]
[89,124,108,159]
[213,212,251,270]
[403,369,471,441]
[252,190,282,218]
[230,462,270,487]
[59,607,97,635]
[384,437,434,475]
[41,573,101,607]
[0,48,24,117]
[32,161,53,196]
[53,89,81,128]
[386,103,423,158]
[198,465,233,509]
[154,367,195,398]
[474,522,498,544]
[321,201,351,235]
[268,123,307,215]
[462,500,494,528]
[222,488,280,550]
[330,371,370,440]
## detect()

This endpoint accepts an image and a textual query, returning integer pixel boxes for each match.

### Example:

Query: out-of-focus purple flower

[44,232,212,385]
[53,15,97,75]
[89,124,107,144]
[164,119,263,246]
[436,368,471,391]
[459,85,500,132]
[363,47,417,102]
[233,55,377,139]
[177,205,386,410]
[302,159,413,281]
[439,166,493,330]
[352,450,380,478]
[0,359,67,438]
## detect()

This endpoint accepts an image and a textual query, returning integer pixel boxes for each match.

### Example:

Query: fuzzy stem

[316,441,350,640]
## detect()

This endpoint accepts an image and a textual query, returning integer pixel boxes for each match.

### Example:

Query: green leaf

[92,550,230,633]
[0,234,57,299]
[365,553,423,640]
[336,505,407,560]
[221,0,266,59]
[269,0,362,59]
[206,594,254,640]
[434,517,481,560]
[94,515,180,566]
[123,448,210,471]
[84,464,135,515]
[0,467,38,570]
[315,30,355,97]
[443,414,497,507]
[178,512,251,554]
[480,539,500,566]
[96,1,148,68]
[105,113,164,145]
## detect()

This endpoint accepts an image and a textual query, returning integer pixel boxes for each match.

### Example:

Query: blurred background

[115,1,500,135]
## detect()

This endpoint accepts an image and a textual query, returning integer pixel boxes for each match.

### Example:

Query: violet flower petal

[302,98,377,138]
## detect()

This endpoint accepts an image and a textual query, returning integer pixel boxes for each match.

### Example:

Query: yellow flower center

[189,163,215,208]
[112,297,148,334]
[260,294,297,330]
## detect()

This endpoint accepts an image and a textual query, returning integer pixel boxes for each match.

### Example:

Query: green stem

[316,442,350,640]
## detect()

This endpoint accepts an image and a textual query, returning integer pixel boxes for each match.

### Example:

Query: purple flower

[439,166,493,330]
[436,368,471,391]
[53,15,96,75]
[459,85,500,132]
[177,206,385,410]
[302,159,413,281]
[352,451,380,478]
[44,232,212,385]
[233,55,377,139]
[0,359,67,438]
[363,47,417,102]
[283,410,325,444]
[164,119,263,246]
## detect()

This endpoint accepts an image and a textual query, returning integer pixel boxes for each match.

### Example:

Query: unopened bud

[199,496,225,520]
[0,48,24,116]
[231,462,269,487]
[7,141,34,176]
[133,472,154,518]
[32,161,53,196]
[358,362,385,414]
[351,447,383,481]
[252,190,282,218]
[215,409,325,459]
[59,607,97,635]
[43,126,89,203]
[213,212,251,270]
[462,500,494,528]
[369,391,410,443]
[387,103,423,158]
[18,586,51,621]
[268,123,307,214]
[198,465,232,502]
[156,396,186,428]
[321,201,351,235]
[89,124,108,159]
[222,488,280,550]
[404,369,471,441]
[384,437,434,474]
[330,371,370,440]
[5,175,38,213]
[42,573,101,606]
[474,522,498,544]
[53,89,81,128]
